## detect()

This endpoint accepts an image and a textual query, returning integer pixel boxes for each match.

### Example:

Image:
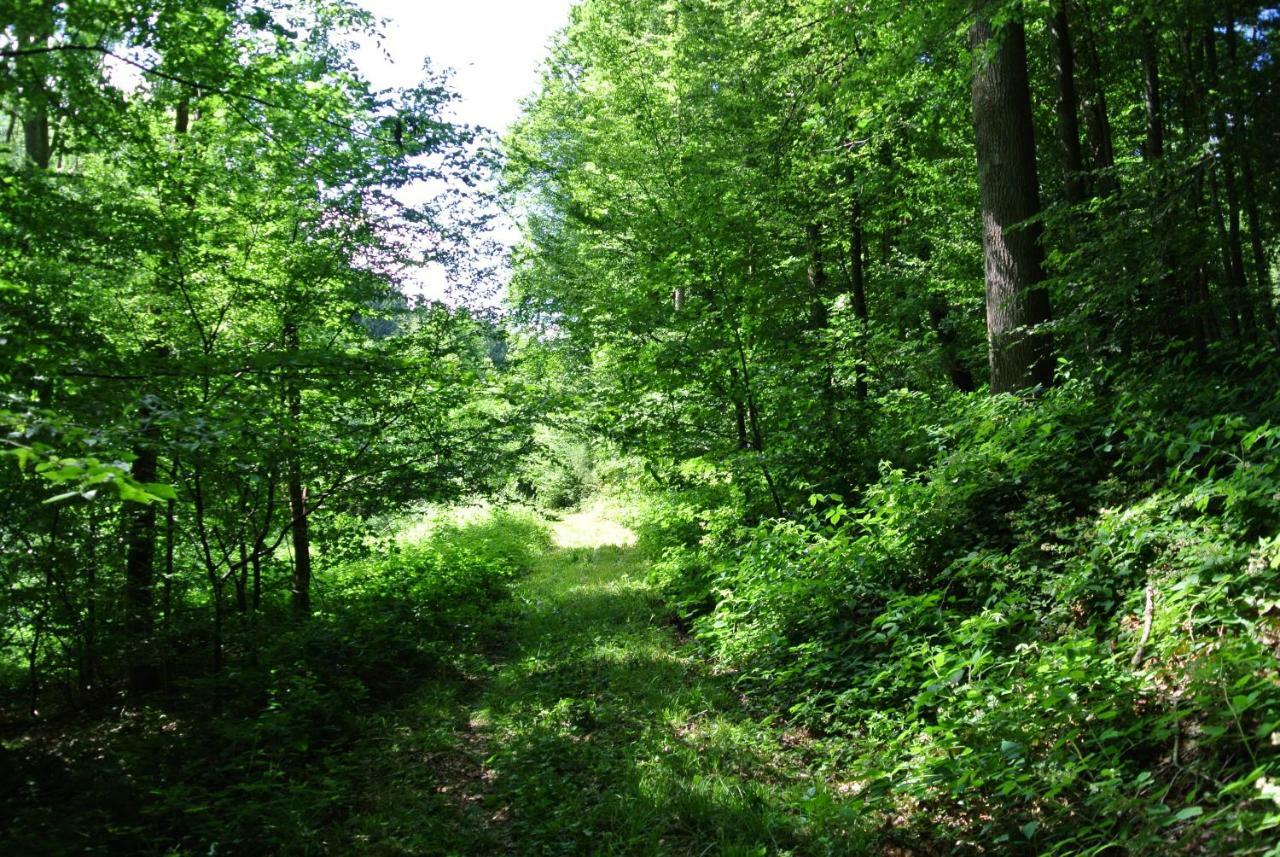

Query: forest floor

[341,504,867,856]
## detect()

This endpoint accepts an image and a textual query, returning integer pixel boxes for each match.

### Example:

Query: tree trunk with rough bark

[970,8,1055,394]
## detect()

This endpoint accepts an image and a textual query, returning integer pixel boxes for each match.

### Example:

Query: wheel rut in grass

[352,504,867,855]
[452,505,864,856]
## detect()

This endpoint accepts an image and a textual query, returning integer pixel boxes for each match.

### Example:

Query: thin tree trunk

[1138,17,1182,341]
[729,366,749,450]
[928,297,978,392]
[123,400,160,694]
[970,7,1055,393]
[1049,2,1087,205]
[806,223,829,329]
[251,547,263,611]
[1223,11,1275,333]
[731,324,784,517]
[235,541,249,612]
[1207,166,1242,334]
[250,475,276,613]
[1181,30,1225,344]
[123,88,195,695]
[162,497,175,627]
[1205,25,1253,334]
[28,609,43,716]
[849,193,870,400]
[1139,21,1164,163]
[212,581,224,673]
[85,510,98,693]
[1240,144,1274,332]
[284,321,312,616]
[1077,3,1117,196]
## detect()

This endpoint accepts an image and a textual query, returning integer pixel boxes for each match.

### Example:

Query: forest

[2,0,1280,853]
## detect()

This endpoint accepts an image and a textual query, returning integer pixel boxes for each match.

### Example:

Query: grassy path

[344,507,866,856]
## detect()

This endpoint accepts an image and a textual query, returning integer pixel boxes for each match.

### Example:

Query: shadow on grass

[469,544,872,857]
[1,534,871,856]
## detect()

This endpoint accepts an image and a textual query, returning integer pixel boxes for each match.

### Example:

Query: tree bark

[284,321,312,616]
[1180,29,1226,343]
[1240,142,1274,332]
[1139,20,1164,163]
[1205,25,1254,334]
[16,7,51,170]
[123,400,160,694]
[849,193,869,400]
[806,223,829,330]
[235,541,249,612]
[970,7,1055,393]
[729,366,749,450]
[1048,2,1086,205]
[1223,11,1275,333]
[1077,3,1117,196]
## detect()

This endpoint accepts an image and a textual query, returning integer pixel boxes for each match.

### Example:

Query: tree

[969,2,1054,393]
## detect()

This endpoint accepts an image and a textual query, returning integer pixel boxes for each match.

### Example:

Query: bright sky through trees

[354,0,576,301]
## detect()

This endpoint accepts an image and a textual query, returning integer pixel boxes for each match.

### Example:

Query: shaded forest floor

[342,505,869,856]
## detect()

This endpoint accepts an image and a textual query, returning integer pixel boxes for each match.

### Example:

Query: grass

[340,505,872,856]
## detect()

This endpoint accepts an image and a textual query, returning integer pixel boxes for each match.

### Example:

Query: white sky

[355,0,574,133]
[353,1,576,303]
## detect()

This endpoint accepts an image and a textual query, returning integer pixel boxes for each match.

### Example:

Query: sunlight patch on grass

[395,501,497,545]
[552,500,637,549]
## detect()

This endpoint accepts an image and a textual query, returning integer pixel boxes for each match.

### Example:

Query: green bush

[0,507,550,856]
[643,363,1280,852]
[515,425,599,509]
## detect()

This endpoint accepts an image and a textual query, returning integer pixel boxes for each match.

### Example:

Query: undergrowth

[633,357,1280,854]
[0,507,549,856]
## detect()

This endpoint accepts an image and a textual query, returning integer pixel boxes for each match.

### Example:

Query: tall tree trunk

[211,580,224,673]
[1048,2,1087,205]
[1139,21,1164,163]
[1208,164,1244,338]
[162,496,175,628]
[287,427,312,618]
[235,541,249,612]
[1239,141,1274,332]
[123,399,160,694]
[1180,29,1226,343]
[806,223,829,329]
[284,321,312,616]
[1205,25,1254,334]
[1077,3,1117,196]
[84,510,98,693]
[123,95,194,692]
[849,194,870,401]
[729,322,784,517]
[251,547,263,612]
[729,366,749,450]
[1223,10,1275,334]
[1137,17,1184,342]
[16,8,51,170]
[970,7,1055,393]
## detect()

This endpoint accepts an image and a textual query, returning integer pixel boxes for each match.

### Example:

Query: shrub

[643,363,1280,852]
